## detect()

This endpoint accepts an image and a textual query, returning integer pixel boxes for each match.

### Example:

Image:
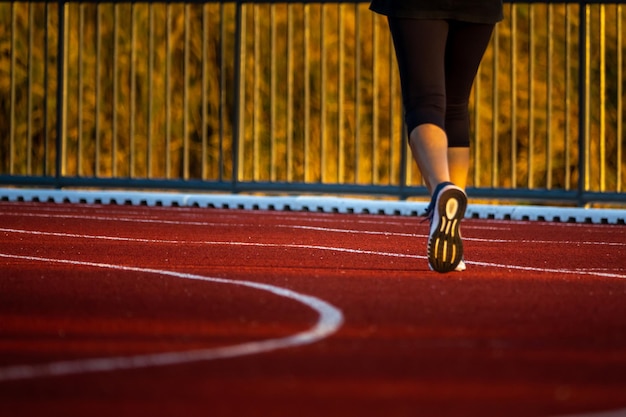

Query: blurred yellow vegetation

[1,2,624,193]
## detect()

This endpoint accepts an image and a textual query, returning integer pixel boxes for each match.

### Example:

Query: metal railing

[1,1,625,206]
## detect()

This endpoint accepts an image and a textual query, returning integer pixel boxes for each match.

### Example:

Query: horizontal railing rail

[1,1,625,206]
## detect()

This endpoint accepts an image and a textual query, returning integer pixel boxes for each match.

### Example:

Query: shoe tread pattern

[428,187,467,273]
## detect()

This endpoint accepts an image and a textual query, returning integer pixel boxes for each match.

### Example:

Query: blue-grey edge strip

[1,188,624,225]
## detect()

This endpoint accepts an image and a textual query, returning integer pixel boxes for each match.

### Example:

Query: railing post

[232,0,244,193]
[399,123,408,200]
[578,1,589,207]
[55,0,67,188]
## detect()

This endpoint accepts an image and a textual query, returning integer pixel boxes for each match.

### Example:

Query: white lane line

[287,225,625,246]
[461,236,625,247]
[0,253,344,382]
[2,227,625,280]
[465,259,626,280]
[0,227,421,259]
[1,212,623,246]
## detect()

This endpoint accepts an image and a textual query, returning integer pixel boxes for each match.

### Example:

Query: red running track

[1,201,625,417]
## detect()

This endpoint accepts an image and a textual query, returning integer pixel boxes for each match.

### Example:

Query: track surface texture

[1,201,626,417]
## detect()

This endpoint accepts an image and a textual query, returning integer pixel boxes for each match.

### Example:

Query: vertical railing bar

[338,4,345,183]
[617,4,623,192]
[368,5,378,184]
[201,4,208,180]
[27,3,34,175]
[473,68,481,187]
[388,59,400,187]
[365,12,374,186]
[355,4,362,184]
[491,23,499,187]
[130,4,137,178]
[286,3,294,181]
[354,3,364,184]
[546,4,553,189]
[270,4,277,181]
[219,3,226,182]
[565,4,572,190]
[112,4,119,178]
[95,4,101,176]
[388,21,398,188]
[387,25,411,192]
[44,3,50,175]
[56,1,68,182]
[357,7,364,185]
[579,2,591,205]
[599,4,606,192]
[78,4,84,176]
[510,3,517,188]
[165,4,171,179]
[233,1,246,189]
[320,5,327,183]
[399,124,408,197]
[253,5,260,181]
[304,4,310,182]
[368,5,378,183]
[528,5,535,189]
[183,4,190,180]
[147,4,154,178]
[9,3,16,174]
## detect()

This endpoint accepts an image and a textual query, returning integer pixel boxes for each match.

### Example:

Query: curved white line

[0,253,344,382]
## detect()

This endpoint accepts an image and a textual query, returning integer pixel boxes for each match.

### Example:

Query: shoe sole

[428,187,467,273]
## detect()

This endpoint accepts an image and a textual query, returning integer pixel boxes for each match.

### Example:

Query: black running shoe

[425,182,467,273]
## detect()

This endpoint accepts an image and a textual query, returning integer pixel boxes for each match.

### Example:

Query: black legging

[388,18,494,147]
